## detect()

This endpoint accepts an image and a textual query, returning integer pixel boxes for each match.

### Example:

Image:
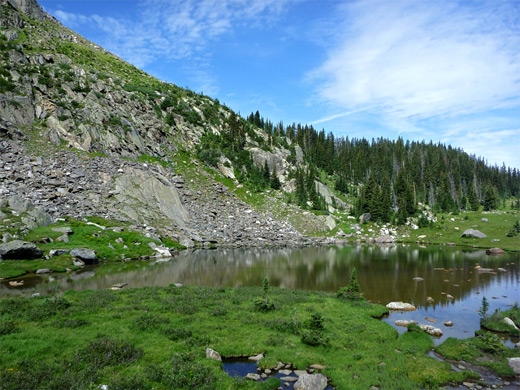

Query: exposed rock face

[114,167,188,229]
[294,373,328,390]
[4,0,50,22]
[0,240,43,259]
[461,229,487,238]
[386,302,416,311]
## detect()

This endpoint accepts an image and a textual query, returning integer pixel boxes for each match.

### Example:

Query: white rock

[395,320,418,327]
[205,348,221,361]
[508,357,520,374]
[248,353,264,362]
[294,373,328,390]
[503,317,519,330]
[245,373,260,381]
[386,302,417,311]
[419,324,443,337]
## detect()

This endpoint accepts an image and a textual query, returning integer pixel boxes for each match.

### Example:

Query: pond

[1,244,518,345]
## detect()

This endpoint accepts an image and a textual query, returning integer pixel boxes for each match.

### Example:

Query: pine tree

[483,185,499,211]
[270,165,281,190]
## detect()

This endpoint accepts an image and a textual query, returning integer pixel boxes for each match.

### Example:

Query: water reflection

[1,244,518,345]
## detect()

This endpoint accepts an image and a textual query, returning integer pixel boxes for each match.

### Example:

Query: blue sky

[40,0,520,169]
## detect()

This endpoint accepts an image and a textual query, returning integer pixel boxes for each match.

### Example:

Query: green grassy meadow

[0,285,484,390]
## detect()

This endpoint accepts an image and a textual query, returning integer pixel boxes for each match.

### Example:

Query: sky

[39,0,520,169]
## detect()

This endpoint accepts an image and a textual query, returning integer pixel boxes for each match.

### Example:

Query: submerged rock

[245,373,260,381]
[386,302,416,311]
[395,320,418,327]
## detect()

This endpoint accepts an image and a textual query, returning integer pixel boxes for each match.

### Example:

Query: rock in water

[460,229,487,238]
[245,373,260,381]
[395,320,418,327]
[70,248,97,264]
[205,348,221,361]
[386,302,416,311]
[485,248,504,256]
[0,240,43,259]
[294,373,328,390]
[419,324,443,337]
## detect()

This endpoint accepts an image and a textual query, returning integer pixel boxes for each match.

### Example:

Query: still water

[1,244,519,345]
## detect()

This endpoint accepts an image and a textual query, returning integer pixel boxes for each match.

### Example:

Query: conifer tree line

[245,111,520,222]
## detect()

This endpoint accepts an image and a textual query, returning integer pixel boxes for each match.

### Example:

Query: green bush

[254,278,275,312]
[0,320,18,335]
[337,268,363,300]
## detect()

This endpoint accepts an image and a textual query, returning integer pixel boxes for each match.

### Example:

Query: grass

[395,210,520,251]
[435,332,519,377]
[0,217,183,279]
[0,285,480,390]
[481,304,520,336]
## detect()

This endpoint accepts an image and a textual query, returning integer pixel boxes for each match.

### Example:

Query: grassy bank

[0,216,183,279]
[0,285,479,390]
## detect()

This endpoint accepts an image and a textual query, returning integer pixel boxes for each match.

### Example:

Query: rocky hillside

[0,0,345,249]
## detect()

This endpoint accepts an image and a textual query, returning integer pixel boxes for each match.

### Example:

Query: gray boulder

[70,248,97,264]
[461,229,487,238]
[508,357,520,374]
[0,240,43,259]
[360,213,371,224]
[294,373,328,390]
[485,248,504,256]
[376,235,394,243]
[205,348,221,361]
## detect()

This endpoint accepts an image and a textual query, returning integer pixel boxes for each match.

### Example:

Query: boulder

[49,249,70,257]
[443,321,454,327]
[461,229,487,238]
[294,373,328,390]
[419,324,443,337]
[359,213,371,224]
[205,348,221,361]
[70,248,97,264]
[245,373,260,381]
[503,317,519,330]
[386,302,416,311]
[36,268,51,274]
[508,357,520,374]
[0,240,43,259]
[485,248,504,256]
[248,353,264,362]
[376,235,395,244]
[481,218,488,222]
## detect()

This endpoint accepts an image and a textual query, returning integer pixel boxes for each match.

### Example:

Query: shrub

[0,320,18,335]
[162,327,192,341]
[337,268,363,300]
[301,312,328,347]
[254,277,275,312]
[147,353,216,389]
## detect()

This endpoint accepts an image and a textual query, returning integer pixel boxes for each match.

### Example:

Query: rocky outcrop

[0,240,43,259]
[419,324,443,337]
[70,248,97,264]
[205,348,221,361]
[114,167,188,229]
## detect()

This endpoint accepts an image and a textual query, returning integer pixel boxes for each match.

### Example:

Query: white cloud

[310,0,520,119]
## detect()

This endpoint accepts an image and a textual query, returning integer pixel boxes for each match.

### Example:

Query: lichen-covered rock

[419,324,443,337]
[70,248,97,263]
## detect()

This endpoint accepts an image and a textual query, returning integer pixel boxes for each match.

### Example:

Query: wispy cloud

[310,0,520,120]
[50,0,287,86]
